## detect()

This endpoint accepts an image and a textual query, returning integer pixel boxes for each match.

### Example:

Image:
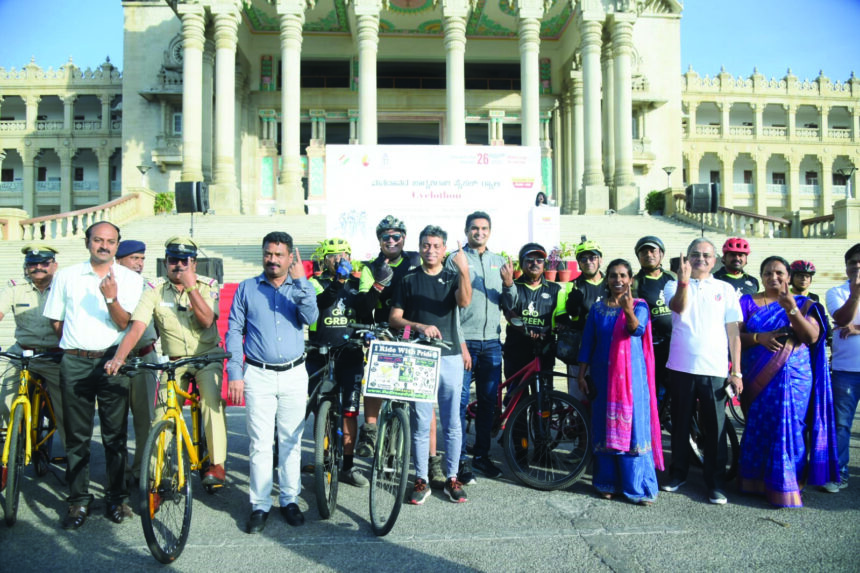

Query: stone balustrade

[799,214,836,238]
[667,192,791,238]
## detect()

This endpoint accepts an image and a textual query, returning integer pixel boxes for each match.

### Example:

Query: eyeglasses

[167,256,191,265]
[577,254,599,262]
[380,233,403,243]
[524,257,545,265]
[689,252,714,260]
[26,260,53,267]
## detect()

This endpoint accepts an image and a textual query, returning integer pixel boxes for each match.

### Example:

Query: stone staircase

[0,212,852,348]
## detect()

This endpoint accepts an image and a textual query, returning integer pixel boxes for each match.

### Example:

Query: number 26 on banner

[476,153,489,165]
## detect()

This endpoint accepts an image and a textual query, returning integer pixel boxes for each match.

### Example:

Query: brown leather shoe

[202,464,226,488]
[61,504,89,530]
[105,502,134,524]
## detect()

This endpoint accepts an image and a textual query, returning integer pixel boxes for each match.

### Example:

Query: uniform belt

[19,345,62,353]
[245,355,305,372]
[64,347,114,359]
[136,341,157,357]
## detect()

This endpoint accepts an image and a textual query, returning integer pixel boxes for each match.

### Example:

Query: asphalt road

[1,407,858,573]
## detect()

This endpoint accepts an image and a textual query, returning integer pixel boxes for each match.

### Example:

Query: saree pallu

[738,295,838,507]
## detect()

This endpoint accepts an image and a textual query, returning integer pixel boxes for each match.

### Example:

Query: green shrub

[154,192,174,215]
[645,190,665,214]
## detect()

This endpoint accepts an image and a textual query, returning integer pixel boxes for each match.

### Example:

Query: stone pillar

[178,4,206,182]
[96,146,111,204]
[100,94,111,134]
[442,1,468,146]
[580,18,608,213]
[561,90,574,213]
[58,146,73,213]
[820,154,833,216]
[552,106,563,206]
[571,72,584,213]
[25,96,41,131]
[752,102,763,139]
[601,42,615,188]
[819,104,829,142]
[786,103,796,139]
[719,101,730,138]
[517,1,543,147]
[278,0,309,214]
[853,104,860,143]
[687,150,700,187]
[611,13,636,213]
[355,0,382,145]
[834,198,860,239]
[754,152,767,215]
[719,151,734,208]
[787,153,801,214]
[62,94,76,132]
[19,145,35,215]
[686,100,697,137]
[202,42,215,180]
[348,109,359,144]
[212,5,240,213]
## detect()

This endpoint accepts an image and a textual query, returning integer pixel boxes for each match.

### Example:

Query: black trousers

[60,350,129,506]
[667,369,728,490]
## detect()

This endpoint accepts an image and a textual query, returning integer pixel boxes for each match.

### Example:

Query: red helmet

[790,260,816,276]
[722,237,750,255]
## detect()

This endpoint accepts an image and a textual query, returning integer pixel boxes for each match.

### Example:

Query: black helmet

[634,235,665,254]
[376,215,406,238]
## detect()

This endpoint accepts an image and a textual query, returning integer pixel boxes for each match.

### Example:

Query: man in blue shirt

[226,232,318,534]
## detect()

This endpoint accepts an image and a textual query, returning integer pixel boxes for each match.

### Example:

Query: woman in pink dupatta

[577,259,664,505]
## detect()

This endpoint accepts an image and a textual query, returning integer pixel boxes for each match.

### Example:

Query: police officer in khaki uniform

[0,244,64,446]
[114,240,160,482]
[106,236,227,487]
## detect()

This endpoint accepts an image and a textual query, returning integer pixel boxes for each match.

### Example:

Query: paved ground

[1,407,858,573]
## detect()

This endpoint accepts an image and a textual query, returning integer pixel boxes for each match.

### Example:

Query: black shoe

[246,509,269,534]
[280,503,305,526]
[105,502,134,524]
[458,459,476,486]
[472,456,502,479]
[660,477,687,492]
[61,504,88,530]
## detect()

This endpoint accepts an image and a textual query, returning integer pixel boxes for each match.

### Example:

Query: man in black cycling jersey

[714,237,759,298]
[307,238,368,487]
[631,236,676,394]
[566,239,606,330]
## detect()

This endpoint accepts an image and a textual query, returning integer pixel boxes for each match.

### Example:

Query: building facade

[1,0,857,220]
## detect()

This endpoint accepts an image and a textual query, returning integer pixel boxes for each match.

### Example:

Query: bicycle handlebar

[118,351,232,375]
[0,349,61,364]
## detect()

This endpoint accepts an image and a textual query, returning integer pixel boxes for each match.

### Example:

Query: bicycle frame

[2,355,57,467]
[151,375,206,493]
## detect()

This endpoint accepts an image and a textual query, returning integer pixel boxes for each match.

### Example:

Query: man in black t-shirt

[564,239,606,398]
[390,225,472,505]
[713,237,759,298]
[631,235,676,392]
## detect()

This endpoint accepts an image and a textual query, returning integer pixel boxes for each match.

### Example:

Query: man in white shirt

[661,237,742,505]
[825,242,860,491]
[43,222,143,529]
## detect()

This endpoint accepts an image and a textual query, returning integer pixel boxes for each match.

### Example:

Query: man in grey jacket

[446,211,515,483]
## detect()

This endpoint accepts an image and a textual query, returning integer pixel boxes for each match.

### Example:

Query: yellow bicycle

[0,348,61,526]
[119,351,230,564]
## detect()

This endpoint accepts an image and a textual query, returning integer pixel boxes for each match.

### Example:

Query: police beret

[116,240,146,259]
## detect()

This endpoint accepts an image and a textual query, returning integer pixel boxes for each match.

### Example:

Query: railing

[72,181,100,191]
[36,181,60,192]
[18,191,154,241]
[828,128,851,139]
[0,120,26,131]
[798,184,820,195]
[833,185,847,197]
[73,120,102,131]
[766,184,787,195]
[111,120,122,130]
[729,126,753,137]
[669,193,791,238]
[799,214,835,238]
[110,180,121,192]
[695,125,721,136]
[762,126,787,137]
[795,127,819,138]
[0,182,23,192]
[734,183,754,194]
[36,120,64,131]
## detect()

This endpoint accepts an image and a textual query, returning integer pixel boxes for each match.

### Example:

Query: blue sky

[0,0,857,81]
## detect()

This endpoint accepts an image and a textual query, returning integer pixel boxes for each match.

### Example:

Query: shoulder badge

[7,279,17,287]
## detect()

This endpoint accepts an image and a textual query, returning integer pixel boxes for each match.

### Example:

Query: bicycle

[118,351,230,564]
[304,333,365,520]
[465,337,591,491]
[0,348,61,526]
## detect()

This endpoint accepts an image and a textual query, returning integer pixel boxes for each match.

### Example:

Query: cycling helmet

[319,238,351,257]
[376,215,407,238]
[575,239,603,258]
[722,237,750,255]
[634,235,665,254]
[518,242,547,262]
[790,260,816,276]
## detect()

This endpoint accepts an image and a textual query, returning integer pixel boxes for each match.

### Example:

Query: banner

[362,340,441,403]
[324,145,543,260]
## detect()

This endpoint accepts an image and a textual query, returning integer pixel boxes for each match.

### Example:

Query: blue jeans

[460,340,502,458]
[832,370,860,482]
[412,354,464,480]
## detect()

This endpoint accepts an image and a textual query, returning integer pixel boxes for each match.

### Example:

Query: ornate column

[611,13,635,212]
[580,17,608,213]
[25,96,41,131]
[100,94,111,134]
[787,153,801,213]
[19,144,35,215]
[820,153,833,216]
[277,0,310,214]
[348,109,359,144]
[202,42,215,179]
[58,145,74,213]
[786,103,796,139]
[62,94,76,132]
[96,145,111,204]
[819,104,829,142]
[853,104,860,143]
[442,0,469,146]
[719,151,735,208]
[686,149,700,187]
[178,3,206,182]
[561,89,574,213]
[719,101,730,138]
[752,102,763,139]
[601,41,614,188]
[754,152,767,215]
[686,100,697,137]
[355,0,382,145]
[211,4,240,213]
[571,72,585,213]
[553,105,563,207]
[517,0,544,147]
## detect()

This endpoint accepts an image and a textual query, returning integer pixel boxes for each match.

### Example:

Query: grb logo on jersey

[524,301,540,317]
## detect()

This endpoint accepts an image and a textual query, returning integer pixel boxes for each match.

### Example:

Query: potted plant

[545,248,560,281]
[645,190,665,216]
[351,259,363,279]
[556,242,575,281]
[513,258,522,279]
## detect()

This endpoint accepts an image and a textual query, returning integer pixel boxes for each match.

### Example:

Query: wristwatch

[731,371,743,378]
[788,307,798,316]
[104,297,115,304]
[187,284,199,293]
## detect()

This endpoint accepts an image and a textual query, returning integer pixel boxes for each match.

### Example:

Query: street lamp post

[838,165,857,200]
[136,164,152,189]
[662,166,676,190]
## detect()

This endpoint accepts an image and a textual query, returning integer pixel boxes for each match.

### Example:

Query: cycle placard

[362,340,441,403]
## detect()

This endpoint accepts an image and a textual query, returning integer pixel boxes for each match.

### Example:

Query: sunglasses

[524,257,545,265]
[578,254,599,262]
[26,260,53,267]
[167,256,191,265]
[380,233,403,243]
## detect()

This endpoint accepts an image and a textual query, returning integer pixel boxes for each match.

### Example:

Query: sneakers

[410,478,431,505]
[341,466,369,488]
[428,454,446,490]
[472,455,502,479]
[708,489,728,505]
[356,423,377,458]
[821,482,840,493]
[660,477,686,492]
[457,459,476,486]
[202,464,226,488]
[444,477,468,503]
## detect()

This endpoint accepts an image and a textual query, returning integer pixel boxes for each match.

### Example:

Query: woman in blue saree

[738,256,838,507]
[577,259,663,505]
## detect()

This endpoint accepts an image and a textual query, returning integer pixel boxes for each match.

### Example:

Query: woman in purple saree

[738,256,838,507]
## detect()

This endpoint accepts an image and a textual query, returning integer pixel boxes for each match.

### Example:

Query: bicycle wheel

[727,396,746,427]
[369,406,410,537]
[139,419,192,564]
[688,415,740,482]
[314,398,340,519]
[502,390,591,491]
[34,394,56,477]
[4,407,26,526]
